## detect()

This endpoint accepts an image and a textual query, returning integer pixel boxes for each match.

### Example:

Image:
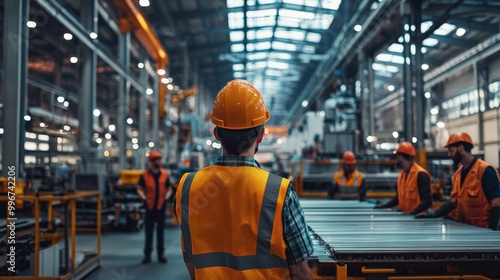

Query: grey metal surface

[301,200,500,260]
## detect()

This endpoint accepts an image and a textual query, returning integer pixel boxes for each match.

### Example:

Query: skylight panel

[304,0,320,7]
[434,23,455,36]
[388,43,403,53]
[228,12,244,29]
[247,9,277,18]
[230,31,244,41]
[259,0,276,4]
[268,61,289,70]
[227,0,243,8]
[301,14,334,29]
[376,53,392,62]
[278,17,301,28]
[271,52,293,60]
[234,72,244,78]
[266,69,282,76]
[233,64,245,71]
[275,29,305,40]
[423,38,439,47]
[248,53,268,60]
[246,44,256,51]
[255,61,267,69]
[255,42,272,50]
[321,0,342,10]
[255,29,274,39]
[306,33,321,43]
[421,21,432,33]
[248,17,275,28]
[279,9,315,20]
[273,41,297,51]
[231,44,244,52]
[302,45,316,53]
[391,56,404,64]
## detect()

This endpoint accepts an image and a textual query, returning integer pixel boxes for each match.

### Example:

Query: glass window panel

[271,52,292,60]
[234,72,244,78]
[255,29,273,39]
[306,33,321,43]
[434,23,455,36]
[230,31,244,41]
[231,44,244,52]
[248,52,268,60]
[248,17,275,27]
[268,61,289,69]
[423,38,439,47]
[233,64,244,71]
[278,17,301,28]
[247,9,276,18]
[228,12,244,29]
[279,9,315,20]
[272,41,296,51]
[25,142,37,151]
[322,0,342,10]
[227,0,244,8]
[255,42,272,50]
[302,45,316,53]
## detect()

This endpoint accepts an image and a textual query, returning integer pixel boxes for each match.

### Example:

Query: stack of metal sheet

[301,200,500,277]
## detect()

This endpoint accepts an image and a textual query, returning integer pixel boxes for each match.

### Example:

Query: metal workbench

[302,200,500,279]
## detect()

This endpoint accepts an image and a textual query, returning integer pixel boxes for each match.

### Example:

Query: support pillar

[474,63,488,151]
[118,31,130,170]
[78,0,97,172]
[413,1,425,149]
[138,57,148,169]
[401,0,414,143]
[2,0,29,177]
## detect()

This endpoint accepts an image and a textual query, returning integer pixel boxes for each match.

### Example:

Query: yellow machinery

[0,177,27,209]
[119,169,144,185]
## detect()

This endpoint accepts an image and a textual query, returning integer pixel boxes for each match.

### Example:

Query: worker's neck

[461,153,474,168]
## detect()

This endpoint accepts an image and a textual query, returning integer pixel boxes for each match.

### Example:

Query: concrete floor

[81,225,190,280]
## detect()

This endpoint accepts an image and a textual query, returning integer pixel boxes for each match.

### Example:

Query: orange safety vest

[175,166,290,279]
[333,169,363,199]
[451,159,499,229]
[397,163,431,213]
[142,169,169,210]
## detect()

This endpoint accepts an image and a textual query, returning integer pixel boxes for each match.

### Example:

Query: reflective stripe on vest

[340,171,359,186]
[180,172,288,269]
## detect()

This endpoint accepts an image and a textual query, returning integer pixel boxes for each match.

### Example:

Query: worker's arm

[289,260,313,280]
[358,180,367,202]
[415,199,455,219]
[481,166,500,230]
[283,184,314,279]
[409,172,433,215]
[374,186,399,209]
[137,175,146,200]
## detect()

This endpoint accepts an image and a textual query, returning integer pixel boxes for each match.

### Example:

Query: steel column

[78,0,97,171]
[367,56,375,140]
[152,72,159,149]
[358,50,369,151]
[118,32,131,170]
[2,0,29,177]
[401,1,413,143]
[138,57,148,169]
[414,1,425,149]
[474,63,488,151]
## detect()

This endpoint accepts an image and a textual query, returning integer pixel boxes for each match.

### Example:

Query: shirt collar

[215,156,262,168]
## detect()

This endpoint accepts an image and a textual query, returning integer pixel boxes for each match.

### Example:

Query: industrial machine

[304,200,500,279]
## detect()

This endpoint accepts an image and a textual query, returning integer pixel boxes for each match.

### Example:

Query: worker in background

[175,79,313,280]
[416,132,500,230]
[137,151,173,264]
[374,142,432,215]
[329,151,366,201]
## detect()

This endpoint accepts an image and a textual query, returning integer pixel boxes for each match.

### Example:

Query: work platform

[303,200,500,279]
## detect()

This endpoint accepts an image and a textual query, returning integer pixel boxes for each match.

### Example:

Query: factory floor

[81,224,190,280]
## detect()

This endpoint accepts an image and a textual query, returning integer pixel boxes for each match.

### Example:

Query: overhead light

[157,69,166,75]
[412,137,417,143]
[421,64,429,70]
[63,33,73,40]
[138,62,144,69]
[131,138,138,144]
[96,138,102,144]
[301,100,308,107]
[63,125,71,131]
[132,144,139,150]
[0,128,3,134]
[89,32,98,39]
[436,121,445,128]
[39,122,46,128]
[139,0,150,7]
[456,28,466,37]
[108,124,116,132]
[354,24,362,32]
[430,106,439,115]
[24,115,31,121]
[93,109,101,117]
[392,131,399,139]
[161,77,168,84]
[425,92,431,99]
[70,56,78,63]
[105,133,112,140]
[57,96,65,103]
[387,85,395,92]
[148,141,154,148]
[146,88,153,95]
[127,118,133,124]
[167,84,174,90]
[63,101,69,107]
[26,21,37,28]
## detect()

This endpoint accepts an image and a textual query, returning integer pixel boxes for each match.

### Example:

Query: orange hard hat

[210,79,270,130]
[342,151,356,164]
[148,150,161,160]
[445,132,474,148]
[395,142,416,156]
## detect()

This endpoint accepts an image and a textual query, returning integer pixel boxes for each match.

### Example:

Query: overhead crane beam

[112,0,169,118]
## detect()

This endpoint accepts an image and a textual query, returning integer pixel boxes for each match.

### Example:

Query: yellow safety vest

[175,165,291,279]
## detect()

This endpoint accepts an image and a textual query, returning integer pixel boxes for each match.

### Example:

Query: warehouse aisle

[82,225,190,280]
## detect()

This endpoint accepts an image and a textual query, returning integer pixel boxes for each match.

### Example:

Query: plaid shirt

[215,156,314,265]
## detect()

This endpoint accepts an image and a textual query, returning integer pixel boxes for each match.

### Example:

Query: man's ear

[213,128,220,140]
[256,129,265,144]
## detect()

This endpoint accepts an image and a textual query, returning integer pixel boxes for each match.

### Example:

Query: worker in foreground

[374,142,433,215]
[416,132,500,230]
[175,79,314,279]
[137,151,173,264]
[330,151,366,201]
